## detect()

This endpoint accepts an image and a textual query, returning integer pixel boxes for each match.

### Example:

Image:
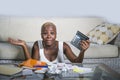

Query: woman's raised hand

[8,37,26,46]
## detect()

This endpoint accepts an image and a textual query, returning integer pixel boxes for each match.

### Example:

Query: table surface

[0,63,120,80]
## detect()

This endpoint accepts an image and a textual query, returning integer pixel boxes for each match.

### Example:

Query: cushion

[87,23,120,44]
[0,42,33,60]
[65,42,118,58]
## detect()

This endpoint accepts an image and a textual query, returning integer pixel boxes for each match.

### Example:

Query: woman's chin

[45,42,53,46]
[43,40,56,47]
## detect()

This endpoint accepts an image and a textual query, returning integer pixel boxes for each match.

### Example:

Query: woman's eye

[42,33,47,35]
[51,32,54,35]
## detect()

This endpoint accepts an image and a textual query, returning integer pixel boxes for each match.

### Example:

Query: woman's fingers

[8,37,22,45]
[8,37,15,43]
[80,40,90,50]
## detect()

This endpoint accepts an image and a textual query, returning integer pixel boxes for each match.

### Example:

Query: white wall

[0,16,104,42]
[0,0,120,23]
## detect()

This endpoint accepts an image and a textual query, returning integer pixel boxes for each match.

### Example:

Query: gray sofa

[66,33,120,73]
[0,16,120,73]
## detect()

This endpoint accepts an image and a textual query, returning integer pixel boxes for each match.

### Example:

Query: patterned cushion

[87,23,120,44]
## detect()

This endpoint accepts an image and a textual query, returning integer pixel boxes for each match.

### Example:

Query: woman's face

[41,26,56,46]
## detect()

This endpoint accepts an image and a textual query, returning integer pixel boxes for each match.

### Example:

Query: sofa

[0,16,120,73]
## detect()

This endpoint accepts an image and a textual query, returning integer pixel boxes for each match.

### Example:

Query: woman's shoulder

[33,40,39,47]
[34,41,38,44]
[34,40,42,44]
[63,42,71,49]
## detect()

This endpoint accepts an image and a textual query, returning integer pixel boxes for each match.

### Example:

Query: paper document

[0,64,22,76]
[22,69,33,75]
[73,66,93,74]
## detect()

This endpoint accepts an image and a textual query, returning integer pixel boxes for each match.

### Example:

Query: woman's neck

[43,41,57,49]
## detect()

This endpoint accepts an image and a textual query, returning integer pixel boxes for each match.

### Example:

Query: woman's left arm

[74,40,90,63]
[64,40,90,63]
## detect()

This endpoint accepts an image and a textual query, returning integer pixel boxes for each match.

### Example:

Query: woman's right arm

[8,38,31,60]
[31,41,40,60]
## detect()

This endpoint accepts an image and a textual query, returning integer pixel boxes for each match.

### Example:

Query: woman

[8,22,90,64]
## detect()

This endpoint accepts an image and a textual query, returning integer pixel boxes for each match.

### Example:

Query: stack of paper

[0,64,22,76]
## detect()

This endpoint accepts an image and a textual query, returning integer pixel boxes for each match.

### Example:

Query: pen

[34,65,48,68]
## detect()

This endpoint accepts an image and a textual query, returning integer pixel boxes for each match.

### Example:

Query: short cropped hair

[41,22,56,33]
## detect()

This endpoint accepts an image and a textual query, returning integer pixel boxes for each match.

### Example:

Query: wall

[0,0,120,23]
[0,16,104,42]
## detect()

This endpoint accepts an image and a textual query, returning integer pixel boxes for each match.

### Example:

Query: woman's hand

[8,37,26,46]
[80,40,90,52]
[8,37,31,59]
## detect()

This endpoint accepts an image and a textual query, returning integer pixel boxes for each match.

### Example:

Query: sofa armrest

[109,32,120,46]
[114,32,120,46]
